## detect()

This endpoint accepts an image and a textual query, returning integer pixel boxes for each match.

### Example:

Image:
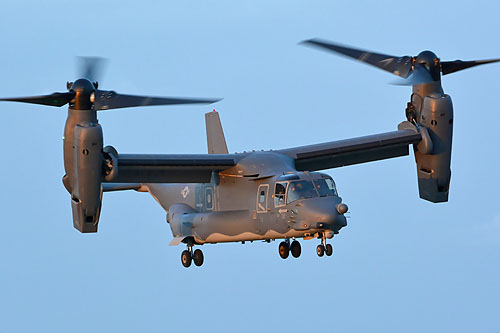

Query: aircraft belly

[197,228,322,244]
[192,210,257,243]
[191,210,319,244]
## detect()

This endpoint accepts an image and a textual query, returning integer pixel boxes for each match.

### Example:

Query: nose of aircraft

[293,197,347,231]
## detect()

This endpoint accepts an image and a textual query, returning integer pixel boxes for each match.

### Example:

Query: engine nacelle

[71,121,104,233]
[414,93,453,202]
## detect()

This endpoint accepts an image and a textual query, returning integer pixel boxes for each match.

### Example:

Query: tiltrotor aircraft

[2,40,499,268]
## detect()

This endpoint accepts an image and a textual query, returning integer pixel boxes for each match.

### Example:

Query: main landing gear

[316,235,333,258]
[278,239,301,259]
[181,244,204,268]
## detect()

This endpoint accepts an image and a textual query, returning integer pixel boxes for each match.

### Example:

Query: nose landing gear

[181,244,204,268]
[316,234,334,258]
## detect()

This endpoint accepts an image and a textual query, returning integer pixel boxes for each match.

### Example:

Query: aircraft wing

[276,129,422,171]
[104,153,239,183]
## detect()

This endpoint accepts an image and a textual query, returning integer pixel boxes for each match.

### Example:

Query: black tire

[181,250,192,268]
[325,244,333,256]
[278,241,290,259]
[290,240,301,258]
[193,249,204,266]
[316,244,325,257]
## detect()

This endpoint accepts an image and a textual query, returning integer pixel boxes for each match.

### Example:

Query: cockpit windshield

[313,178,338,197]
[287,180,318,204]
[274,174,339,206]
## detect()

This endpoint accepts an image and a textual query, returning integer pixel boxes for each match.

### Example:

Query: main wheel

[325,244,333,256]
[278,241,290,259]
[316,244,325,257]
[193,249,204,266]
[290,240,301,258]
[181,250,192,268]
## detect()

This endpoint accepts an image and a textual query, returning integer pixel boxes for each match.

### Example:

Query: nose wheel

[316,244,325,257]
[181,244,204,268]
[325,244,333,256]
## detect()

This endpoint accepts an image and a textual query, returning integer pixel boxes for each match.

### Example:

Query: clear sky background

[0,1,499,332]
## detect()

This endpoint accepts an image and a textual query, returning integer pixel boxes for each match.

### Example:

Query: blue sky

[1,1,499,332]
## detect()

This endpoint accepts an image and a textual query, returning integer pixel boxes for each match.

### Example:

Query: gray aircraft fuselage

[146,152,347,245]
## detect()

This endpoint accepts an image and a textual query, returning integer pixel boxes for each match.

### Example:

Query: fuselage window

[260,190,266,203]
[205,188,214,210]
[274,182,287,207]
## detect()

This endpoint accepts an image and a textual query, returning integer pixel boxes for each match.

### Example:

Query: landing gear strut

[181,243,204,268]
[316,234,333,258]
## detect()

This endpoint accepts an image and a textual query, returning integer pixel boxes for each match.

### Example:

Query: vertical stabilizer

[205,110,228,154]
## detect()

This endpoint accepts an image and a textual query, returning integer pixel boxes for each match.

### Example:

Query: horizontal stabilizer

[169,236,187,246]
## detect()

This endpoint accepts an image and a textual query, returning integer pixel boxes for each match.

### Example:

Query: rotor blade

[441,58,500,75]
[78,56,107,82]
[93,90,221,110]
[0,91,75,107]
[390,64,434,86]
[301,38,413,78]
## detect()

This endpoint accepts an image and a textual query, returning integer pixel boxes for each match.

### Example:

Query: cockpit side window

[287,180,318,204]
[274,182,287,207]
[325,178,338,196]
[314,178,337,197]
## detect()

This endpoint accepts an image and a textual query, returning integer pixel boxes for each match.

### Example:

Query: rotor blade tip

[299,38,320,46]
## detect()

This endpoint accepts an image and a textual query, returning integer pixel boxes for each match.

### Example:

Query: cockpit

[274,172,338,207]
